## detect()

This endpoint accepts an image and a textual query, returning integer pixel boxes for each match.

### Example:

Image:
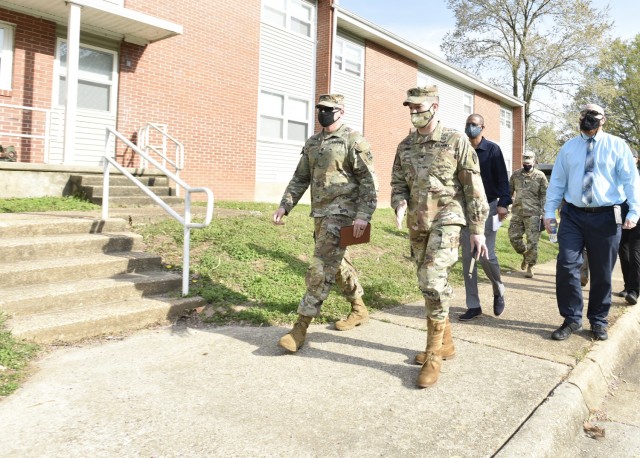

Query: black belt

[568,203,615,213]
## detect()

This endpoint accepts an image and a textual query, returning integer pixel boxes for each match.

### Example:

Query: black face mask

[523,165,533,172]
[318,110,338,127]
[580,111,602,131]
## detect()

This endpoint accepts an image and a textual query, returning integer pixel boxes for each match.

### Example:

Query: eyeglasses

[318,107,340,113]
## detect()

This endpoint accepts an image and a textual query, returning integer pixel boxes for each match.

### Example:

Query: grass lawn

[136,201,559,326]
[0,314,39,397]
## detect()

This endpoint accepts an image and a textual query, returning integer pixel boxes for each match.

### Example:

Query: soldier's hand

[470,234,488,259]
[353,219,368,238]
[395,200,408,229]
[273,207,286,225]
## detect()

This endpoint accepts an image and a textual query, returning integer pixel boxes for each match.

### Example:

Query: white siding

[499,106,514,173]
[256,2,316,191]
[418,69,473,133]
[332,33,364,133]
[47,109,116,165]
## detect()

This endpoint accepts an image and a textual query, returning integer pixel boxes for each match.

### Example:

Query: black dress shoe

[459,308,482,321]
[591,325,608,341]
[551,322,582,341]
[625,290,638,305]
[493,295,505,316]
[616,289,629,298]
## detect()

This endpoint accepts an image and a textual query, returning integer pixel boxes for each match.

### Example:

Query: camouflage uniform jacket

[390,121,489,234]
[279,124,378,222]
[509,167,548,217]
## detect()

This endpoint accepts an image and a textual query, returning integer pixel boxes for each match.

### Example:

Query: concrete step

[90,196,185,208]
[0,252,163,288]
[70,174,170,187]
[0,271,182,317]
[81,185,175,198]
[8,295,206,344]
[0,232,144,263]
[0,214,127,237]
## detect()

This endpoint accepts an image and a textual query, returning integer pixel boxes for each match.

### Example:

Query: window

[259,90,310,143]
[334,38,363,77]
[262,0,312,38]
[0,23,15,90]
[463,94,473,115]
[500,108,513,129]
[56,41,116,112]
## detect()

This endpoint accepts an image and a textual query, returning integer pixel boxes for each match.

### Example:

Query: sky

[338,0,640,57]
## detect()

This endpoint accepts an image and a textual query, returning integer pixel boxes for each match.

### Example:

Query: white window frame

[0,22,15,90]
[258,89,311,145]
[500,108,513,129]
[334,37,364,78]
[463,94,473,115]
[262,0,314,39]
[52,38,118,114]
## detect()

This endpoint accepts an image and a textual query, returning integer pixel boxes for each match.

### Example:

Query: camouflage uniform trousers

[410,225,461,321]
[297,214,364,317]
[508,214,542,266]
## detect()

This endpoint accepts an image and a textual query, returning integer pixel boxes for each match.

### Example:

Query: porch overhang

[0,0,183,45]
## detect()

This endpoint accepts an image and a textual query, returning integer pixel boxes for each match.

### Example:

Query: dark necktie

[581,137,595,206]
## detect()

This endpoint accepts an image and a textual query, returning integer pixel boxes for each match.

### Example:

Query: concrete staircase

[70,173,184,208]
[0,213,204,344]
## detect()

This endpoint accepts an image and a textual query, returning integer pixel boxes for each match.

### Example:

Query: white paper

[492,214,502,231]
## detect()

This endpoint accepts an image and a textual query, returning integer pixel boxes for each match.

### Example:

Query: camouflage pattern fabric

[297,214,364,317]
[508,214,542,265]
[280,124,378,222]
[279,123,377,317]
[509,167,548,217]
[390,121,489,319]
[508,167,548,265]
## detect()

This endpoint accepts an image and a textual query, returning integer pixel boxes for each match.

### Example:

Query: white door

[49,39,118,165]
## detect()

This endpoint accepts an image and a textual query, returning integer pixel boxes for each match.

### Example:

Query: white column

[63,2,82,164]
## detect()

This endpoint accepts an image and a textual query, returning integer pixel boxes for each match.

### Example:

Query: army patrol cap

[316,94,345,109]
[522,152,535,165]
[403,85,439,106]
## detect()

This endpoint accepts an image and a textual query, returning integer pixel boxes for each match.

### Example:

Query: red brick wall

[363,42,417,207]
[315,0,333,132]
[512,105,524,169]
[121,0,262,201]
[473,91,501,145]
[0,9,55,163]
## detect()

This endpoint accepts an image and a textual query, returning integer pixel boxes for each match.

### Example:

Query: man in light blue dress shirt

[544,104,640,341]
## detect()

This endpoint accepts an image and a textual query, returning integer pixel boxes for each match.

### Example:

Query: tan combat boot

[525,265,535,278]
[278,315,313,352]
[334,297,369,331]
[414,316,455,364]
[417,318,446,388]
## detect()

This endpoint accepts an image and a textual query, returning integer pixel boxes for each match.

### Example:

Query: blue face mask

[465,124,483,139]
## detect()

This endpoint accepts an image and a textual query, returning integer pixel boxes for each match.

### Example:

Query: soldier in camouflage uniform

[391,86,489,388]
[508,152,548,278]
[273,94,378,353]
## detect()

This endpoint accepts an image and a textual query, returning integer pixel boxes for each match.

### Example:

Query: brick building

[0,0,524,205]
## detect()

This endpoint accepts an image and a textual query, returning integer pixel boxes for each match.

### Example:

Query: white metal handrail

[0,103,52,162]
[137,122,185,196]
[103,127,214,296]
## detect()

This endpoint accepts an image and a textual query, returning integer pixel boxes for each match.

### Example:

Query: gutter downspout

[329,0,339,93]
[63,1,82,164]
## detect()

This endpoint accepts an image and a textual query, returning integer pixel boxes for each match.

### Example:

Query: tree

[573,35,640,151]
[526,121,561,164]
[441,0,612,133]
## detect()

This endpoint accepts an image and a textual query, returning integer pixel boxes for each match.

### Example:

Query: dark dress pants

[619,219,640,295]
[556,204,621,328]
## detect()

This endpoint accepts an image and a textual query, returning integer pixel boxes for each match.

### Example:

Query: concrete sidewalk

[0,260,639,457]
